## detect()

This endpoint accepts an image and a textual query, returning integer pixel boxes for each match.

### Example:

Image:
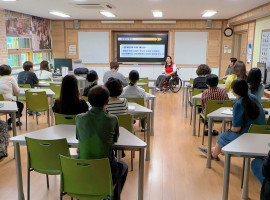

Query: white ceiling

[0,0,270,20]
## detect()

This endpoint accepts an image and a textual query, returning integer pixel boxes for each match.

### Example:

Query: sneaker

[198,147,220,161]
[204,130,208,136]
[16,121,22,126]
[35,112,41,116]
[27,110,33,115]
[212,130,219,136]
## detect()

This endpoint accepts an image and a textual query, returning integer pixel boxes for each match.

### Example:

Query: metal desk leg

[11,112,17,137]
[14,143,25,200]
[242,157,250,199]
[50,96,54,125]
[192,99,197,136]
[222,120,226,133]
[184,87,188,118]
[146,113,151,161]
[138,148,145,200]
[222,153,231,200]
[207,118,213,168]
[151,99,155,136]
[182,86,185,106]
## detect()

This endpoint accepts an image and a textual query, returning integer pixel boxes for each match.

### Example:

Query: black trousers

[8,101,24,124]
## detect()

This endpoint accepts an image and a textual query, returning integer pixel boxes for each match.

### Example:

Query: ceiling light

[100,11,115,18]
[202,10,217,17]
[142,20,176,24]
[2,0,17,1]
[49,11,70,18]
[152,10,163,18]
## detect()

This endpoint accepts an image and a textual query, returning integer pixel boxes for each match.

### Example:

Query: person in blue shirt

[199,79,266,160]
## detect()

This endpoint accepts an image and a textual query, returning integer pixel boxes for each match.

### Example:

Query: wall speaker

[74,20,79,29]
[206,20,212,28]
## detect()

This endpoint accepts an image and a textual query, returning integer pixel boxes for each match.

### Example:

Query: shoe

[27,110,33,115]
[35,112,41,116]
[141,128,145,132]
[198,147,220,161]
[16,121,22,126]
[122,150,126,158]
[204,130,208,136]
[212,130,219,136]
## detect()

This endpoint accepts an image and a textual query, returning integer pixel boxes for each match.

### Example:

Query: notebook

[221,109,232,115]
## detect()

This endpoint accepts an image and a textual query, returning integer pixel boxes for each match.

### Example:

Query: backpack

[0,120,9,159]
[74,68,89,75]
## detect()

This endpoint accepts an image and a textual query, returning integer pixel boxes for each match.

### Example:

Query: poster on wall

[5,11,32,37]
[32,16,52,50]
[246,43,253,64]
[260,30,270,67]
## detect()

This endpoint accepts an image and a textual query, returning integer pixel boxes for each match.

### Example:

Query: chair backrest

[261,101,270,108]
[50,83,61,99]
[248,124,270,134]
[218,79,224,84]
[192,88,205,96]
[117,114,133,133]
[25,91,49,112]
[267,117,270,125]
[205,100,234,116]
[54,113,76,125]
[39,79,51,82]
[0,94,4,101]
[19,84,31,88]
[139,84,149,93]
[138,77,149,84]
[126,98,144,106]
[25,137,70,174]
[59,155,113,199]
[81,96,88,102]
[189,78,194,84]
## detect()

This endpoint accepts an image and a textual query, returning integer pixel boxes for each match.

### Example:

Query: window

[6,37,32,49]
[33,52,52,64]
[8,54,20,67]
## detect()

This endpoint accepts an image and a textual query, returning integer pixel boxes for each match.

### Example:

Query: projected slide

[120,44,165,58]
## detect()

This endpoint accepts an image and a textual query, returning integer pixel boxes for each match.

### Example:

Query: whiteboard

[78,32,109,63]
[174,32,207,64]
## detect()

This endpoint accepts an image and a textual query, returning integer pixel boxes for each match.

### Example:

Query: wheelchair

[160,71,182,93]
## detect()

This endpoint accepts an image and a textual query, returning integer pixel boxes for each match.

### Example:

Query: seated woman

[225,61,247,92]
[36,60,53,81]
[198,79,266,160]
[105,77,128,115]
[83,70,98,97]
[53,75,88,115]
[193,64,211,89]
[247,68,265,101]
[156,56,176,88]
[0,64,24,129]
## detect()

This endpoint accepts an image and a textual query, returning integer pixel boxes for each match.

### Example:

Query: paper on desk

[221,109,233,115]
[128,106,135,110]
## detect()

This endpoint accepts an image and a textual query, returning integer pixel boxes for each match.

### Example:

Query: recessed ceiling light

[202,10,217,17]
[152,10,163,18]
[49,11,70,18]
[2,0,17,1]
[100,11,115,18]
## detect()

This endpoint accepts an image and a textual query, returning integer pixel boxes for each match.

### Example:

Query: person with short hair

[247,68,265,101]
[36,60,53,80]
[76,86,128,200]
[0,64,24,129]
[18,61,39,88]
[193,64,212,89]
[224,57,237,77]
[199,79,266,160]
[105,77,128,115]
[82,70,98,97]
[53,75,88,115]
[224,61,247,92]
[103,61,128,86]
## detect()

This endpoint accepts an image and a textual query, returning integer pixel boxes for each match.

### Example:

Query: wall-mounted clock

[224,27,233,37]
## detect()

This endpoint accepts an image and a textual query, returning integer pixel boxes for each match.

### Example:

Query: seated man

[18,61,39,88]
[76,86,128,200]
[103,61,128,86]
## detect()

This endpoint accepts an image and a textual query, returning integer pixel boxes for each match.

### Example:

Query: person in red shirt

[156,56,176,88]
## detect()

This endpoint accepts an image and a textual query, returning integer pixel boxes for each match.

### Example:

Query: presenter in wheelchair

[156,56,177,89]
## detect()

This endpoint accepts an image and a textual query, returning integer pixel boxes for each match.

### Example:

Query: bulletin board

[259,30,270,67]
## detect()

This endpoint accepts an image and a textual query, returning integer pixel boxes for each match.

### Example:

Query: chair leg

[46,174,49,189]
[27,169,30,200]
[202,121,206,145]
[190,105,193,125]
[26,109,28,131]
[36,113,38,125]
[198,117,201,137]
[131,151,134,171]
[241,157,245,188]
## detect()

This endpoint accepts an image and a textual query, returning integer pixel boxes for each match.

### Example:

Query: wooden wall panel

[240,32,248,63]
[247,22,255,70]
[51,21,65,58]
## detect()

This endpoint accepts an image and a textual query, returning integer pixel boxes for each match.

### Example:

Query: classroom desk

[18,88,55,126]
[36,81,61,87]
[128,102,153,161]
[0,101,18,136]
[145,93,156,136]
[10,125,147,200]
[206,107,270,169]
[222,133,270,200]
[52,76,86,89]
[191,92,270,136]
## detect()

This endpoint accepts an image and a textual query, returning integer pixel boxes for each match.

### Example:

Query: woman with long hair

[247,68,265,101]
[156,56,176,88]
[52,75,88,115]
[199,79,266,160]
[36,60,52,80]
[225,61,247,92]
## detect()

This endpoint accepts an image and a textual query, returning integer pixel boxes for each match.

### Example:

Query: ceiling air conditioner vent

[74,3,114,10]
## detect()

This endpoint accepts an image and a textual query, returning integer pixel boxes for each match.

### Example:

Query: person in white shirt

[36,60,53,80]
[0,64,24,129]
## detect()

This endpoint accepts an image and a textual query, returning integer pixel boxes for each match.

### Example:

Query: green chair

[25,91,50,130]
[39,79,52,82]
[139,84,149,93]
[25,137,70,200]
[190,88,206,125]
[261,101,270,108]
[59,155,113,200]
[198,100,234,145]
[117,114,134,170]
[138,77,149,84]
[18,84,32,101]
[54,113,76,125]
[81,95,88,102]
[218,79,224,84]
[50,83,61,100]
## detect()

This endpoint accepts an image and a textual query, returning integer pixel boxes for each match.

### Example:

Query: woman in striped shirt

[105,77,128,115]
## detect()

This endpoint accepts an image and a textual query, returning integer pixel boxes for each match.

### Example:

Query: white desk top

[37,82,61,87]
[10,125,146,149]
[19,88,55,96]
[53,76,86,81]
[222,133,270,157]
[0,101,18,112]
[128,102,152,114]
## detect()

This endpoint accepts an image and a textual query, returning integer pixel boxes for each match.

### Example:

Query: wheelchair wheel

[160,80,169,92]
[169,77,182,93]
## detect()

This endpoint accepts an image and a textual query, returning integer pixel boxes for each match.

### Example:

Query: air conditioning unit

[73,2,115,10]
